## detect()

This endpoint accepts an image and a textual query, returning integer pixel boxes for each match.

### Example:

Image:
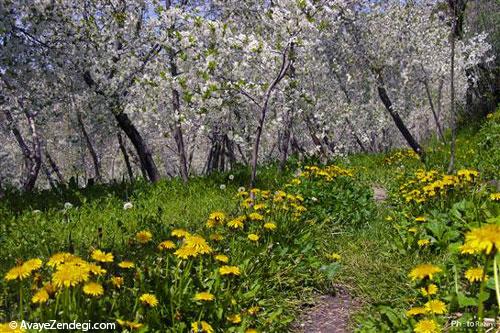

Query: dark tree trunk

[279,43,295,171]
[345,118,367,152]
[115,112,159,182]
[77,112,101,182]
[45,151,64,183]
[423,79,446,143]
[116,129,135,183]
[377,85,425,161]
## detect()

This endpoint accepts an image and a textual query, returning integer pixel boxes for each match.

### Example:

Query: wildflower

[227,218,245,229]
[139,293,158,307]
[52,262,90,288]
[227,314,241,324]
[327,252,341,261]
[246,329,258,333]
[415,216,426,223]
[238,186,246,193]
[158,240,176,250]
[248,233,259,242]
[136,230,153,244]
[64,202,73,209]
[91,249,114,263]
[465,267,486,283]
[421,284,438,297]
[117,319,143,330]
[194,292,215,301]
[414,319,440,333]
[406,307,427,316]
[424,300,447,314]
[171,228,190,238]
[229,174,234,180]
[214,254,229,263]
[123,202,133,210]
[263,222,277,230]
[5,265,31,281]
[490,193,500,201]
[184,235,213,254]
[209,211,226,223]
[248,306,260,315]
[461,224,500,254]
[110,276,124,288]
[220,184,226,190]
[418,239,430,247]
[409,264,442,281]
[174,246,198,259]
[191,321,214,333]
[32,289,50,304]
[47,252,74,267]
[87,263,107,276]
[219,265,241,276]
[253,203,267,211]
[118,261,135,269]
[408,227,418,233]
[22,258,43,272]
[83,282,104,297]
[248,212,264,221]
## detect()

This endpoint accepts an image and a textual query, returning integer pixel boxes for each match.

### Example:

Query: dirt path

[372,185,388,202]
[292,287,356,333]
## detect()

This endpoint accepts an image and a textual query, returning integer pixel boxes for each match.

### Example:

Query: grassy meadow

[0,110,499,333]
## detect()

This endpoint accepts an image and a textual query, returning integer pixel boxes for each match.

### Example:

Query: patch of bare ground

[292,286,359,333]
[372,185,388,203]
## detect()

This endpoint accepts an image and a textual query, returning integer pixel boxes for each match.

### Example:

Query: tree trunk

[345,118,367,152]
[279,43,295,171]
[423,79,446,143]
[250,45,290,186]
[115,112,160,182]
[170,56,189,183]
[45,151,64,183]
[377,85,425,161]
[77,111,101,182]
[117,132,135,182]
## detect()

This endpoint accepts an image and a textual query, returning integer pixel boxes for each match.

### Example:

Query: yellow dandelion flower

[227,314,241,324]
[117,319,143,330]
[248,306,260,315]
[87,263,107,276]
[248,212,264,221]
[490,193,500,201]
[5,265,31,281]
[406,307,427,317]
[227,218,245,229]
[191,321,214,333]
[22,258,43,272]
[194,292,215,302]
[248,234,259,242]
[219,265,241,276]
[415,216,426,222]
[465,267,487,283]
[263,222,277,230]
[408,227,418,233]
[158,240,176,250]
[245,329,259,333]
[110,276,124,288]
[174,246,198,259]
[136,230,153,244]
[184,235,213,254]
[83,282,104,297]
[414,319,440,333]
[418,239,430,247]
[214,254,229,263]
[209,211,226,223]
[421,284,438,297]
[46,252,74,267]
[139,293,158,307]
[118,261,135,269]
[424,300,447,314]
[52,262,90,288]
[91,249,114,263]
[409,264,442,281]
[326,252,341,261]
[462,224,500,255]
[32,289,50,304]
[253,203,267,211]
[171,228,190,238]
